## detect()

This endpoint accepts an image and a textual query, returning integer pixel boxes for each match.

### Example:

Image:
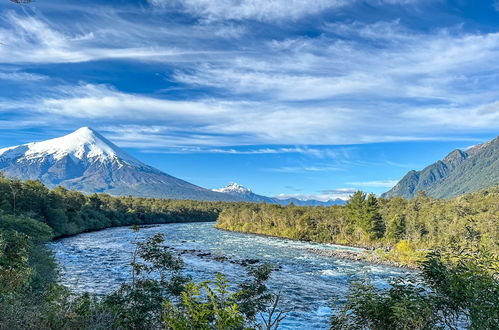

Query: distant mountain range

[383,136,499,199]
[0,128,346,205]
[214,182,345,206]
[0,127,241,201]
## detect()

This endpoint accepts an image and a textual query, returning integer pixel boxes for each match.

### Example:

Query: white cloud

[149,0,348,22]
[149,0,427,22]
[267,165,343,173]
[276,188,357,201]
[2,7,499,147]
[0,12,228,64]
[174,67,387,101]
[347,180,399,188]
[3,81,493,148]
[0,71,47,81]
[403,102,499,129]
[174,23,499,105]
[140,145,349,156]
[41,84,229,120]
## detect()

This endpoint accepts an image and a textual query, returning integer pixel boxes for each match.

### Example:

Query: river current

[50,222,408,329]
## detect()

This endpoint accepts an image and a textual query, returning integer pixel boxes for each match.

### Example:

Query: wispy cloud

[174,22,499,105]
[0,70,47,81]
[267,165,343,173]
[347,180,399,188]
[1,2,498,148]
[148,0,426,22]
[2,80,496,148]
[320,188,358,194]
[0,11,232,64]
[276,187,357,201]
[148,0,349,22]
[139,145,350,156]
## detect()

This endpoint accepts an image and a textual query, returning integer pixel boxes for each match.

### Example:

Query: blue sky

[0,0,498,200]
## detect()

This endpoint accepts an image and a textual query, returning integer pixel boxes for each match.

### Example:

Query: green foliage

[331,278,439,330]
[385,214,406,241]
[0,176,227,238]
[163,268,285,330]
[103,232,188,329]
[0,230,32,293]
[0,175,497,329]
[363,194,385,240]
[347,191,366,224]
[331,243,499,330]
[236,264,273,322]
[0,213,112,329]
[0,214,53,294]
[217,187,499,266]
[104,230,283,329]
[420,248,499,329]
[0,214,53,243]
[163,274,247,330]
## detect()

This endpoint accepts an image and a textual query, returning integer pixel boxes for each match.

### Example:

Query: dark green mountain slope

[382,136,499,199]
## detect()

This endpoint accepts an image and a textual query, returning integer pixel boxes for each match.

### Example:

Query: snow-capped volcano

[0,128,241,201]
[213,182,271,203]
[213,182,346,206]
[213,182,252,194]
[0,127,140,166]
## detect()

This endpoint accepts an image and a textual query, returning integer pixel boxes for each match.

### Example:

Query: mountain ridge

[214,182,346,206]
[382,136,499,199]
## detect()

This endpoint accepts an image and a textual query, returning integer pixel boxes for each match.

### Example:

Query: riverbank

[304,247,416,269]
[215,226,417,269]
[52,220,215,240]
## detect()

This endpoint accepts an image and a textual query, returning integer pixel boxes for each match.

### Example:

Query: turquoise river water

[50,222,408,329]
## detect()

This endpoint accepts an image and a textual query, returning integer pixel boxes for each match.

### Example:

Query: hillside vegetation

[0,174,497,329]
[383,136,499,199]
[0,173,227,238]
[217,189,499,266]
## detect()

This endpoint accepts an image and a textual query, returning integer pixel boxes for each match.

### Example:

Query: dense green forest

[0,174,226,238]
[0,174,280,328]
[0,175,498,329]
[217,189,499,266]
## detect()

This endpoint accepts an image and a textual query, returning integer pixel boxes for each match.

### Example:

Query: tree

[163,266,286,330]
[346,191,366,240]
[102,228,283,329]
[163,274,247,329]
[346,191,366,223]
[331,278,439,330]
[331,243,499,329]
[363,194,385,240]
[346,192,385,241]
[104,231,188,329]
[386,214,406,242]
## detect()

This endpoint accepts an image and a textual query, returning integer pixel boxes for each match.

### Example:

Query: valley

[50,222,407,329]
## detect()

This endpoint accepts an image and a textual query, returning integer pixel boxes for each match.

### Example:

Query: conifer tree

[364,194,385,239]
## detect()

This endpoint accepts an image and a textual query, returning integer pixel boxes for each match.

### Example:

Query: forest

[0,174,226,238]
[217,189,498,266]
[0,175,498,329]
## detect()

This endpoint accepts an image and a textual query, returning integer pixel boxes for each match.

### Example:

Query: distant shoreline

[215,227,416,270]
[52,219,216,240]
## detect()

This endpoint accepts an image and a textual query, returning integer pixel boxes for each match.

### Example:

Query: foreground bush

[331,241,499,330]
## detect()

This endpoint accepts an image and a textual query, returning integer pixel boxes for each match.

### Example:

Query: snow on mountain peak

[0,127,140,165]
[213,182,252,194]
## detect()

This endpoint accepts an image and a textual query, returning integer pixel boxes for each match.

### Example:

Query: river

[50,222,408,329]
